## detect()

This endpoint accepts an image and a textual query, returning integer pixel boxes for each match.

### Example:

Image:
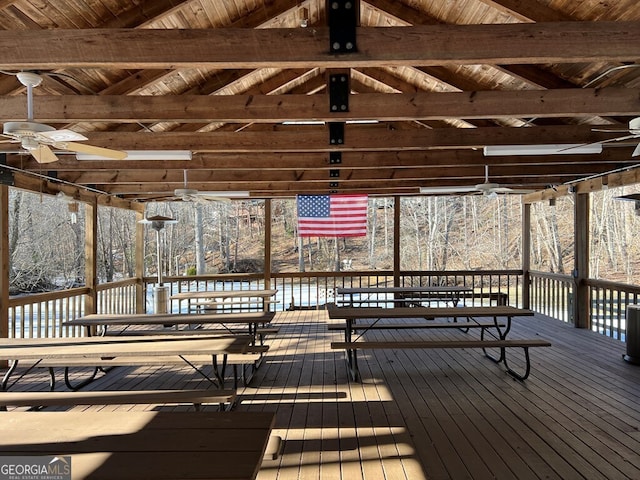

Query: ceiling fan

[172,170,246,203]
[0,72,127,164]
[590,117,640,157]
[420,166,533,198]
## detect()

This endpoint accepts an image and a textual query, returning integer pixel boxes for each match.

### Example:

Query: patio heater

[139,215,178,314]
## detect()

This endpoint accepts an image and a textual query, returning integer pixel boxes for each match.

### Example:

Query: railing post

[522,202,531,309]
[574,192,590,328]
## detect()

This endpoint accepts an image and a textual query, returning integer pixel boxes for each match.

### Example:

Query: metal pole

[155,228,162,286]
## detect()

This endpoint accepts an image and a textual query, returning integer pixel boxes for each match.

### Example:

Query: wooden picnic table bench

[0,335,254,392]
[0,388,237,411]
[336,286,473,307]
[327,304,549,381]
[170,289,278,313]
[63,311,276,346]
[35,344,269,390]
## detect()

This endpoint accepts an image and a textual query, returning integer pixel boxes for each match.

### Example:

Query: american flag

[296,194,368,237]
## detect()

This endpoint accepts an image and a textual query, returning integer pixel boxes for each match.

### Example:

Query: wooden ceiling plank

[0,23,638,69]
[474,0,574,22]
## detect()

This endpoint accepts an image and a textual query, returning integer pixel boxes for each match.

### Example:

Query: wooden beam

[98,174,591,195]
[0,125,623,153]
[10,148,637,171]
[8,170,142,210]
[56,163,621,185]
[0,23,638,69]
[4,88,639,122]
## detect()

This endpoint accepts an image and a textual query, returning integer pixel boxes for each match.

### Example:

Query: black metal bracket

[330,169,340,178]
[329,122,345,145]
[0,168,15,186]
[329,73,349,112]
[329,152,342,165]
[328,0,358,53]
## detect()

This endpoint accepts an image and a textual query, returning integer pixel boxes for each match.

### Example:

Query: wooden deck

[4,309,640,480]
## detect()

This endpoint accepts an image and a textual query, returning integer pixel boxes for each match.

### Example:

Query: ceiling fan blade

[419,185,479,194]
[197,195,232,203]
[61,142,128,160]
[30,144,58,164]
[592,128,631,133]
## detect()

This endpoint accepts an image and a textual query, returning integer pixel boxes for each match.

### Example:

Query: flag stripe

[297,194,368,237]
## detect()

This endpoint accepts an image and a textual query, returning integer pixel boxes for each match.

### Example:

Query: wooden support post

[84,198,98,317]
[0,185,9,358]
[574,192,590,329]
[521,201,531,309]
[393,195,400,288]
[263,199,272,304]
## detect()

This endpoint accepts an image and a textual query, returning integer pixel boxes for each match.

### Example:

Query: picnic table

[64,311,275,346]
[327,304,549,381]
[0,334,252,391]
[170,289,278,313]
[0,410,276,479]
[336,286,473,307]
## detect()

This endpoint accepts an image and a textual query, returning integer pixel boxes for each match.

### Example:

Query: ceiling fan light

[77,150,192,161]
[483,144,602,156]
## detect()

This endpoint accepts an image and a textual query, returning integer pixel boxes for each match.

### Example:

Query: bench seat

[331,339,550,349]
[327,321,505,331]
[331,339,551,381]
[0,388,237,411]
[36,346,269,390]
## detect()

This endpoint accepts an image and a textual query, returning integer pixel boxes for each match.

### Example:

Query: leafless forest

[7,187,640,294]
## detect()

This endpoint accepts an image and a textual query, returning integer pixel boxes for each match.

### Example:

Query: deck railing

[528,271,640,339]
[161,270,523,311]
[7,278,139,338]
[7,270,639,340]
[586,278,640,340]
[529,271,574,323]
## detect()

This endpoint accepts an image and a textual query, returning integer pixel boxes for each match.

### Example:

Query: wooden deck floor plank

[319,348,342,480]
[356,333,466,480]
[430,323,638,480]
[376,326,522,480]
[366,323,592,479]
[342,343,383,479]
[6,310,640,480]
[259,310,310,480]
[298,317,325,480]
[430,326,633,479]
